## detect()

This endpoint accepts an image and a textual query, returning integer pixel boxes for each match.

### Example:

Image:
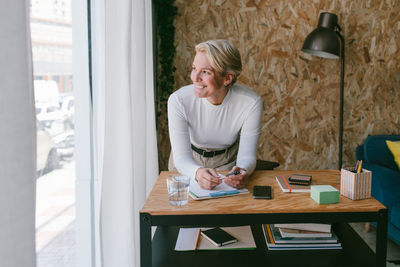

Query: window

[31,0,76,266]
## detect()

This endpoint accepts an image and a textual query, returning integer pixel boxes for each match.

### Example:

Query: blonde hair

[195,39,242,84]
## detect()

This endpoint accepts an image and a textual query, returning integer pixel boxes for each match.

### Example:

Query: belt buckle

[202,150,215,157]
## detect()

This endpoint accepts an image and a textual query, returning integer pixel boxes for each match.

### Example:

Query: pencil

[195,229,201,250]
[357,160,363,173]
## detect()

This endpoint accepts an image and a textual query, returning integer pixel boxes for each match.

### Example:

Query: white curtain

[0,0,36,266]
[92,0,159,266]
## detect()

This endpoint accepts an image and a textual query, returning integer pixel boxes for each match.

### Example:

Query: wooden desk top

[140,170,386,216]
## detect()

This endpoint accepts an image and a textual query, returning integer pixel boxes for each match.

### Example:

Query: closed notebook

[289,174,312,186]
[174,226,256,251]
[270,224,337,243]
[201,227,238,247]
[278,228,333,238]
[273,223,331,233]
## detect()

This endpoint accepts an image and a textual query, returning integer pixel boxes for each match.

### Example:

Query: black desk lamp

[301,12,345,169]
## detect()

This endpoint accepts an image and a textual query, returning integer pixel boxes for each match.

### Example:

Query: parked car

[36,95,75,134]
[60,95,74,130]
[53,129,75,160]
[36,102,60,123]
[37,121,60,176]
[36,102,68,137]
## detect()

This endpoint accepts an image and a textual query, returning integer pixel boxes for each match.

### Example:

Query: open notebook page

[189,178,248,199]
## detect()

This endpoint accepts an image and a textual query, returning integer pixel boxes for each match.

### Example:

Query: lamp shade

[302,12,341,59]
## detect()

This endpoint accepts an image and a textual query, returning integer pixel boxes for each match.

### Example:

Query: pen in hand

[220,171,240,180]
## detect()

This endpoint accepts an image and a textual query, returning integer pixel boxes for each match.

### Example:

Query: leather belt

[191,144,228,158]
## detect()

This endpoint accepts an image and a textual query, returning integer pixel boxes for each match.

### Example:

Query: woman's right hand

[195,167,221,190]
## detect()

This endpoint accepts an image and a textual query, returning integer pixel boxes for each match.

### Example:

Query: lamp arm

[336,31,345,169]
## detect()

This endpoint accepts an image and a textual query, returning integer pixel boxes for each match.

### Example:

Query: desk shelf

[151,223,375,267]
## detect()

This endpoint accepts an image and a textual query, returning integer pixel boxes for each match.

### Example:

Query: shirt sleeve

[236,96,263,174]
[167,93,201,179]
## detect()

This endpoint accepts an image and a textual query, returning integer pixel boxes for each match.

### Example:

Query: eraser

[311,185,339,204]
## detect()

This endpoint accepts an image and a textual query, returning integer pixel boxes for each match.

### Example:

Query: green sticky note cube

[310,185,339,204]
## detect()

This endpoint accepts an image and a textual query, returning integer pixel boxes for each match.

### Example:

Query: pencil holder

[340,167,372,200]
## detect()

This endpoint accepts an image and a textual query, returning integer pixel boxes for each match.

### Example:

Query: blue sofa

[356,135,400,245]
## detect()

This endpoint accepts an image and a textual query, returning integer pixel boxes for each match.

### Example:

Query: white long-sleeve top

[168,83,263,179]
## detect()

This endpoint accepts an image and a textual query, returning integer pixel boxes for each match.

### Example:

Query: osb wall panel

[157,0,400,171]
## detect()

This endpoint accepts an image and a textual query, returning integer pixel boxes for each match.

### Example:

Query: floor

[351,222,400,266]
[37,222,76,267]
[36,161,76,267]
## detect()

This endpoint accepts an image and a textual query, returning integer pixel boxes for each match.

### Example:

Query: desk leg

[376,209,388,267]
[140,213,152,267]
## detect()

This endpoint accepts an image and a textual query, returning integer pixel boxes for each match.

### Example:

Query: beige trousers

[168,140,239,172]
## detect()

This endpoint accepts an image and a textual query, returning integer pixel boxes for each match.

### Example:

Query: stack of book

[275,175,312,193]
[262,223,342,250]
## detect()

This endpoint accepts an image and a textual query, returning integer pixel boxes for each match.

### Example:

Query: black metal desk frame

[140,209,388,267]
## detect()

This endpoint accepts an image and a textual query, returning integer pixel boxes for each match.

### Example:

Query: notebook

[273,223,331,233]
[189,178,249,200]
[174,226,256,251]
[201,227,238,247]
[275,175,311,193]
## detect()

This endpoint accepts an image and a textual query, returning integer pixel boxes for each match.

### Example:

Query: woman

[168,39,262,190]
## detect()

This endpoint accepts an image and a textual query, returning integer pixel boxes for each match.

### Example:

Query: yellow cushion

[386,140,400,169]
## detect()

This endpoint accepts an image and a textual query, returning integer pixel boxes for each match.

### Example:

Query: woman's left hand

[224,166,248,188]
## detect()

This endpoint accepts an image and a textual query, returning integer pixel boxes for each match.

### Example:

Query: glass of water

[166,175,190,206]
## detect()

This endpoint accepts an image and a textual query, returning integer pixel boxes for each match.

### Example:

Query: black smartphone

[252,185,272,199]
[201,227,238,247]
